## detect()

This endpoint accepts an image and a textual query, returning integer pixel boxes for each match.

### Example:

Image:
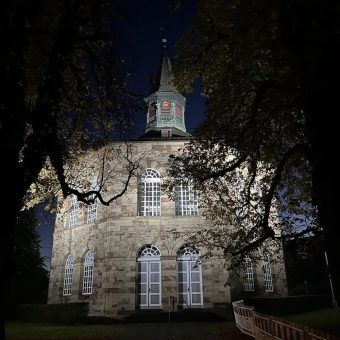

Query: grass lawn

[282,308,340,337]
[5,322,125,340]
[5,321,251,340]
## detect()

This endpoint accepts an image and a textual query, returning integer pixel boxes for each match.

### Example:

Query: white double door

[177,258,203,308]
[137,259,161,309]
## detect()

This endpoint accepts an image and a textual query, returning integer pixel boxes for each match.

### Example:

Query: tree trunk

[0,156,26,339]
[305,88,340,306]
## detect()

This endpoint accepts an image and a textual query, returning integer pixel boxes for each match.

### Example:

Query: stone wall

[48,139,287,318]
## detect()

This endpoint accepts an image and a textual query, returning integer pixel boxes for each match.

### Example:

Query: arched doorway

[177,245,203,308]
[136,244,161,309]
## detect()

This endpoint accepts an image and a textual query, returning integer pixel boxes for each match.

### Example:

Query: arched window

[63,254,74,296]
[83,250,94,295]
[87,179,98,224]
[176,245,203,308]
[138,168,161,216]
[175,180,198,216]
[177,244,200,258]
[138,244,161,257]
[244,256,255,292]
[137,245,161,309]
[263,255,273,292]
[87,197,97,224]
[69,195,78,228]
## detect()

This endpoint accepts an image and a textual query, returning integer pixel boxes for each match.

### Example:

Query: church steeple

[142,49,189,139]
[153,53,176,92]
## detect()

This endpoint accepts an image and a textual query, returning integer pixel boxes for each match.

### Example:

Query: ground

[6,321,251,340]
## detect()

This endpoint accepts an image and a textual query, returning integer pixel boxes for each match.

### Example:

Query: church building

[47,53,288,318]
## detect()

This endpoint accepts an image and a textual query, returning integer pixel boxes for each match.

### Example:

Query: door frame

[136,256,162,309]
[176,255,203,308]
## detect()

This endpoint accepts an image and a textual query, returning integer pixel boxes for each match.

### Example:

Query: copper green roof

[152,53,176,92]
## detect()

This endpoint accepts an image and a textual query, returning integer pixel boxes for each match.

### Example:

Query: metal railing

[232,300,338,340]
[232,300,255,337]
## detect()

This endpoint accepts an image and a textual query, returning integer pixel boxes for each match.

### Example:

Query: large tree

[0,0,141,335]
[168,0,339,304]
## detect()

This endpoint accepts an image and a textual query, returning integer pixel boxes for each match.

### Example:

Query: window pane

[138,169,161,216]
[138,273,147,282]
[191,283,201,293]
[138,262,147,273]
[150,295,160,305]
[137,295,147,305]
[178,283,188,293]
[150,263,159,272]
[178,273,187,282]
[191,272,200,282]
[177,262,187,271]
[150,273,159,283]
[175,181,198,216]
[191,294,201,304]
[138,284,147,294]
[150,284,160,293]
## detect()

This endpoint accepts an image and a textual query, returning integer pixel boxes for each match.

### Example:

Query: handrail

[232,300,337,340]
[232,300,255,337]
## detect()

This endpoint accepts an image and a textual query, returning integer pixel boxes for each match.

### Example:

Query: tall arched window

[263,255,273,292]
[138,168,161,216]
[244,256,255,291]
[63,254,74,296]
[83,250,94,295]
[175,180,198,216]
[87,179,98,224]
[136,244,161,309]
[87,195,97,224]
[69,195,78,228]
[177,244,203,308]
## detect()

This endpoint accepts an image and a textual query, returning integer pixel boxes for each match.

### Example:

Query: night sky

[37,0,206,268]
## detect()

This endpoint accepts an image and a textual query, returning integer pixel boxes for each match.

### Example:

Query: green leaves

[167,0,318,270]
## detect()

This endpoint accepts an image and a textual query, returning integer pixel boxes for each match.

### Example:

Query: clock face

[162,100,170,110]
[161,100,171,115]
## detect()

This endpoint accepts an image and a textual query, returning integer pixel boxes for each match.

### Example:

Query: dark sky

[117,0,205,135]
[37,0,206,268]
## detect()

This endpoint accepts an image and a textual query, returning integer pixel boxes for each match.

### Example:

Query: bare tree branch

[200,153,248,182]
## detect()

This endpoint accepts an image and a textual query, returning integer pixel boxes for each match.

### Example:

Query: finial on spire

[161,38,167,49]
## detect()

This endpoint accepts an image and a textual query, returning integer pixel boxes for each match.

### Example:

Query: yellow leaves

[23,159,59,211]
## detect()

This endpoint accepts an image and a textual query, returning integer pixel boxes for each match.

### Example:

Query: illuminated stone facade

[47,54,288,318]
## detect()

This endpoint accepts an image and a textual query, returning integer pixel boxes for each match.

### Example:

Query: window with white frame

[177,244,200,258]
[69,195,78,228]
[137,245,162,309]
[244,256,255,291]
[175,180,198,216]
[83,250,94,295]
[87,195,97,224]
[176,244,203,307]
[263,255,273,292]
[138,168,161,216]
[138,244,161,257]
[63,254,74,296]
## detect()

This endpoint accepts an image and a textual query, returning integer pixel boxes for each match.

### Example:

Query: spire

[142,44,189,139]
[152,43,176,92]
